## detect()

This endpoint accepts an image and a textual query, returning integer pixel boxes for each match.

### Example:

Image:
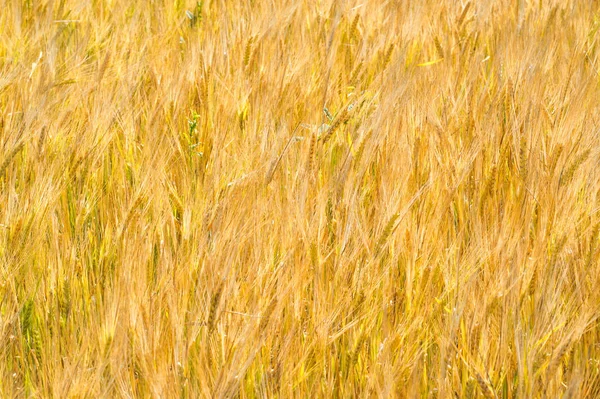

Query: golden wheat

[1,1,600,398]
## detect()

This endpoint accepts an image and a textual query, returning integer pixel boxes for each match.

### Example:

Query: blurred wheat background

[2,0,600,397]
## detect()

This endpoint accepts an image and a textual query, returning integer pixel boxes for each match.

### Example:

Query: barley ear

[0,141,25,177]
[307,132,317,174]
[320,107,350,144]
[349,14,360,41]
[546,339,572,379]
[244,35,255,69]
[207,281,224,333]
[457,2,472,28]
[559,149,590,187]
[434,36,445,59]
[474,370,497,399]
[519,133,528,180]
[259,299,277,333]
[375,213,400,256]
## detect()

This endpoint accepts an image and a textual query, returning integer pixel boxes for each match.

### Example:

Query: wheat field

[1,0,600,397]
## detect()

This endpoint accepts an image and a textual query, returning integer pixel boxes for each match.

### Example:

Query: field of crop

[2,0,600,397]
